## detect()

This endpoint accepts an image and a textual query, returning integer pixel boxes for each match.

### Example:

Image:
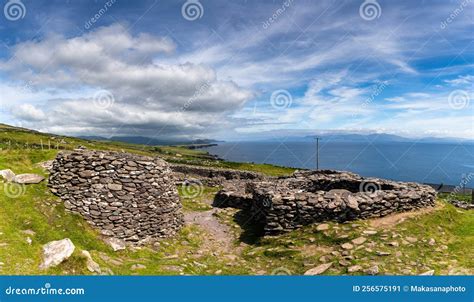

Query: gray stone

[348,265,362,273]
[39,238,75,269]
[365,265,379,275]
[316,224,330,231]
[82,250,101,274]
[304,263,333,275]
[351,237,367,245]
[14,173,45,184]
[131,264,147,270]
[48,150,184,241]
[107,183,123,191]
[363,230,377,235]
[341,243,354,250]
[105,237,126,251]
[36,160,54,171]
[0,169,16,182]
[217,169,436,235]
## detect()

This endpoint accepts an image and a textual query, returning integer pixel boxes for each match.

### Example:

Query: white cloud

[13,104,47,122]
[445,74,474,86]
[1,24,253,137]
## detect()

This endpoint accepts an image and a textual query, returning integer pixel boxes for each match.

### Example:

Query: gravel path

[184,209,234,252]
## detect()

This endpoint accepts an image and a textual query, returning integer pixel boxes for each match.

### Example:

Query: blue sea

[203,141,474,187]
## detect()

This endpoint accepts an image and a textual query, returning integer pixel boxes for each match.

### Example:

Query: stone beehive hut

[48,150,184,241]
[216,170,437,235]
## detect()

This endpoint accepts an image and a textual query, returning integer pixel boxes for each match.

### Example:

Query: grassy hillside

[0,123,294,176]
[0,124,472,275]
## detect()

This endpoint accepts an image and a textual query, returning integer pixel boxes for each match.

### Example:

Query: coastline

[200,141,474,189]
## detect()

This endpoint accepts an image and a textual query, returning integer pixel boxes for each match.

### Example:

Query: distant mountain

[77,132,472,145]
[304,133,474,144]
[78,136,109,141]
[77,135,223,146]
[305,133,406,143]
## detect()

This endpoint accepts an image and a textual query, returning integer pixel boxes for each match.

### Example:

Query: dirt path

[184,209,235,252]
[368,204,442,228]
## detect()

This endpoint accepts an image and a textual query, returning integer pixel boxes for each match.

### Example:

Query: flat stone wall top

[170,163,265,181]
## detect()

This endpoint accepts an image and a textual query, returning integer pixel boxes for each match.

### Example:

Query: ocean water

[203,141,474,187]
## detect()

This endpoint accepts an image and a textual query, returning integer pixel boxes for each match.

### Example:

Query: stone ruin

[48,150,184,241]
[215,170,437,235]
[47,148,437,240]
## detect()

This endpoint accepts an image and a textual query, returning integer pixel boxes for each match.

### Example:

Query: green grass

[0,123,295,177]
[439,192,473,203]
[178,186,217,212]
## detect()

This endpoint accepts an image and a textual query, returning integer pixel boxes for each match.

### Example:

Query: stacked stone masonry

[170,163,264,186]
[48,150,184,241]
[216,170,437,235]
[169,164,263,208]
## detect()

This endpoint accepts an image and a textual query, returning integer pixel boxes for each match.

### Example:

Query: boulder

[81,250,101,274]
[39,238,75,269]
[14,174,45,184]
[36,160,54,171]
[105,237,126,251]
[345,195,359,210]
[304,263,333,275]
[0,169,16,182]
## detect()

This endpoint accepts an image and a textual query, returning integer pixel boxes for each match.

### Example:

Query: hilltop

[0,123,472,275]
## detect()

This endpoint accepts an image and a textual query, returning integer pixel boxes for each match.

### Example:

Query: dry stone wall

[169,164,265,208]
[216,170,437,235]
[48,150,184,241]
[170,163,264,187]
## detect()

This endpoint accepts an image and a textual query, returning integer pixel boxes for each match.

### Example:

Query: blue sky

[0,0,472,140]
